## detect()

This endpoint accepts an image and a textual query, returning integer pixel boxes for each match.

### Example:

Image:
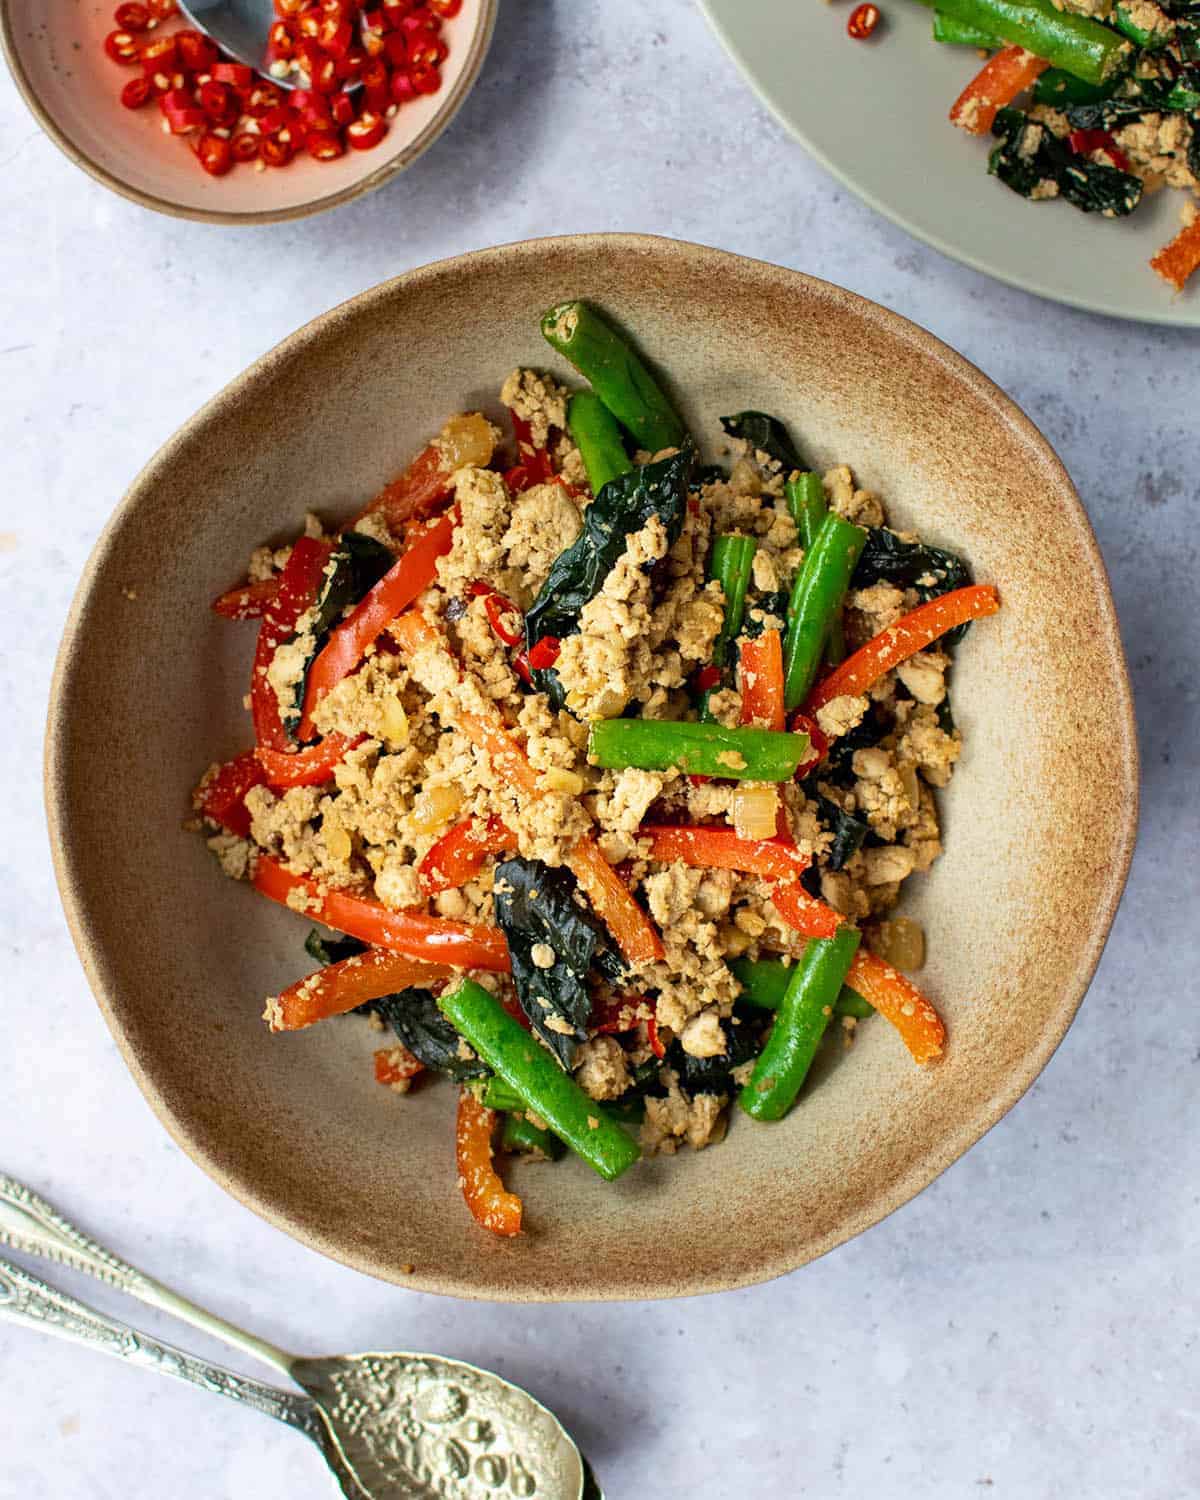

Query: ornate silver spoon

[0,1174,596,1500]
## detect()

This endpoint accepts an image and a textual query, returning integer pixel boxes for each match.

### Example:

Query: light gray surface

[0,2,1196,1497]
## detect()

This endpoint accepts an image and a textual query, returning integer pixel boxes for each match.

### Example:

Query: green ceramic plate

[699,0,1200,327]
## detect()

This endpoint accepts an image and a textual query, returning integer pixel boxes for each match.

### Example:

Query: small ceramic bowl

[0,0,494,224]
[46,235,1137,1300]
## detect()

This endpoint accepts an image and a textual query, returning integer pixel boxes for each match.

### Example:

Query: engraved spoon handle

[0,1253,322,1440]
[0,1174,295,1379]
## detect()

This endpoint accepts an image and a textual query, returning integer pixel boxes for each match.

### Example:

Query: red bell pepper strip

[639,825,812,884]
[253,855,512,971]
[847,950,946,1063]
[456,1090,522,1236]
[770,880,844,941]
[374,1045,425,1086]
[212,576,280,621]
[1151,216,1200,293]
[256,733,360,788]
[566,834,665,967]
[418,815,518,894]
[738,628,786,732]
[251,537,332,752]
[950,46,1049,136]
[192,750,267,838]
[296,512,455,741]
[527,635,561,670]
[805,585,1000,714]
[353,441,453,532]
[265,947,448,1032]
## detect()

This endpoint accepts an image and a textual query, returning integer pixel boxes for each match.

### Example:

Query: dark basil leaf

[666,1014,761,1096]
[692,463,727,489]
[304,928,367,967]
[740,588,790,640]
[375,989,489,1081]
[937,693,956,736]
[719,412,805,474]
[852,526,974,645]
[524,446,694,706]
[811,793,870,872]
[493,856,606,1067]
[990,108,1142,221]
[278,530,395,738]
[815,715,885,788]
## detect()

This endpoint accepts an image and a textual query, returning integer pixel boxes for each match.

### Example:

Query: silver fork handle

[0,1253,321,1439]
[0,1173,294,1378]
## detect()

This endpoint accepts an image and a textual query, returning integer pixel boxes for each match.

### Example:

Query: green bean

[540,301,687,453]
[919,0,1131,85]
[501,1111,566,1160]
[710,533,756,668]
[932,9,999,43]
[730,956,875,1018]
[440,981,641,1181]
[567,390,632,497]
[737,926,862,1122]
[1112,2,1171,47]
[1032,67,1110,108]
[485,1075,643,1127]
[785,473,827,550]
[782,511,866,712]
[588,717,811,782]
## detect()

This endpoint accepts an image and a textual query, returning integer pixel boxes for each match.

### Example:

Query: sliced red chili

[694,663,722,693]
[120,76,153,108]
[211,60,254,87]
[114,3,151,31]
[196,132,234,176]
[789,709,829,780]
[429,0,462,14]
[646,1011,666,1059]
[104,29,141,64]
[146,0,177,14]
[527,636,561,671]
[390,69,416,104]
[410,60,442,93]
[307,130,345,159]
[847,3,880,37]
[161,90,206,133]
[260,135,294,166]
[175,29,218,71]
[484,591,523,647]
[198,80,234,121]
[512,650,533,686]
[232,132,261,162]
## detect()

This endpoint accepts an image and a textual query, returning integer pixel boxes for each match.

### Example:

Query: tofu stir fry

[193,302,999,1236]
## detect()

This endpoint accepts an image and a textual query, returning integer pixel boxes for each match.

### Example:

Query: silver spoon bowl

[0,1175,597,1500]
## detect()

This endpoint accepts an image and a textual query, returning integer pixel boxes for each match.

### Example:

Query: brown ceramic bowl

[0,0,494,224]
[45,235,1137,1300]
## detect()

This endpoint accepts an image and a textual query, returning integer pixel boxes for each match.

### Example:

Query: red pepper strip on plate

[296,512,455,741]
[253,855,512,971]
[192,750,267,837]
[265,947,448,1032]
[738,628,786,731]
[391,609,665,967]
[770,881,844,941]
[1151,217,1200,292]
[805,585,1000,714]
[640,824,812,884]
[847,950,946,1063]
[419,815,518,894]
[374,1045,425,1086]
[950,46,1050,136]
[212,576,280,621]
[256,734,361,788]
[566,834,665,966]
[353,442,453,533]
[456,1090,522,1237]
[252,536,333,752]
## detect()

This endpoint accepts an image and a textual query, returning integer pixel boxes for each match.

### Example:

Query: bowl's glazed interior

[1,0,493,223]
[46,236,1137,1299]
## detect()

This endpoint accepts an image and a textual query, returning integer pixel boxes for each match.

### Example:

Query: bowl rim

[0,0,496,226]
[44,233,1139,1299]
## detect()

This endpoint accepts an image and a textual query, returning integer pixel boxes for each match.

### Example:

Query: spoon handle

[0,1173,295,1379]
[0,1252,322,1439]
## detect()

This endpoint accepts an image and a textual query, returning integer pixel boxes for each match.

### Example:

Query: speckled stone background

[1,2,1197,1496]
